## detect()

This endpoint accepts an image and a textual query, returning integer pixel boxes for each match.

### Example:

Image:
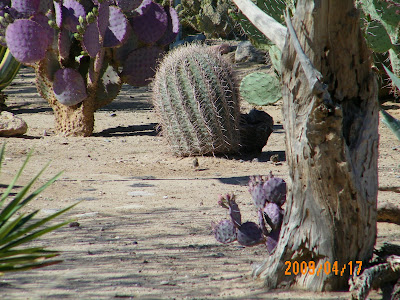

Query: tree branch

[232,0,287,51]
[283,10,333,107]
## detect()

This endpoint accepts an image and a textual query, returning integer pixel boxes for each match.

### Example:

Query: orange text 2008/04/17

[284,260,363,276]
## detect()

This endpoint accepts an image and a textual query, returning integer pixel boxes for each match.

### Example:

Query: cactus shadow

[93,123,158,137]
[216,176,250,186]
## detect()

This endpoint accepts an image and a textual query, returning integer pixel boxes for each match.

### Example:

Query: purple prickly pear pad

[58,28,71,60]
[266,229,280,253]
[83,22,101,57]
[11,0,40,16]
[264,177,286,206]
[5,19,51,63]
[212,220,237,244]
[103,5,130,48]
[116,0,142,12]
[121,46,164,86]
[130,1,167,44]
[97,1,110,38]
[157,6,179,46]
[264,202,283,230]
[61,0,86,33]
[53,68,88,106]
[248,175,268,209]
[237,222,264,247]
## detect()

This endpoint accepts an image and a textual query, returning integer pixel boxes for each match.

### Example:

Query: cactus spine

[152,44,241,156]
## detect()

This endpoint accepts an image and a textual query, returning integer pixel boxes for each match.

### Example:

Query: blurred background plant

[0,143,77,274]
[0,45,20,110]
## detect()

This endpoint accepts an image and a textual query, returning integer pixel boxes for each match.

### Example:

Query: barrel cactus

[152,44,241,156]
[0,0,179,136]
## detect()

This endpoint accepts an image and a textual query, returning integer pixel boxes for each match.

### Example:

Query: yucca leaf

[0,214,26,241]
[383,65,400,91]
[380,109,400,141]
[0,253,59,264]
[0,259,62,274]
[0,202,78,248]
[0,144,78,274]
[0,163,53,222]
[0,148,35,206]
[0,247,57,259]
[0,220,71,251]
[0,143,5,175]
[4,210,40,237]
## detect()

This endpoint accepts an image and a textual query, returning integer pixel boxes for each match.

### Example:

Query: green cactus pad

[365,20,393,53]
[240,72,282,106]
[268,45,282,74]
[372,0,400,28]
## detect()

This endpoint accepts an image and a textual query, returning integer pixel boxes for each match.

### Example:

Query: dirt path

[0,66,399,299]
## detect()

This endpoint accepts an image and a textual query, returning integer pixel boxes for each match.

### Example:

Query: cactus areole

[0,0,179,136]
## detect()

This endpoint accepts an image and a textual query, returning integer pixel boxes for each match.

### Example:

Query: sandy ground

[0,64,399,299]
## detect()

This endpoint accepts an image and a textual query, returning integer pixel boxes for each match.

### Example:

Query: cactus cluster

[356,0,400,95]
[212,173,286,253]
[239,71,282,106]
[0,0,179,136]
[152,43,241,156]
[176,0,240,39]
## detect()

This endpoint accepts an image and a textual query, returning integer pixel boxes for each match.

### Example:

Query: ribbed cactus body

[152,44,241,156]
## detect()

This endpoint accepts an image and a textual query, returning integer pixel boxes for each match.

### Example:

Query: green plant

[0,45,21,109]
[0,143,77,274]
[0,45,20,91]
[176,0,240,38]
[152,44,241,156]
[381,65,400,141]
[0,0,179,136]
[239,71,282,106]
[356,0,400,95]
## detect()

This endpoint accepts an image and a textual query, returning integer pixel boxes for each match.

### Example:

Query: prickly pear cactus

[152,44,241,156]
[176,0,239,39]
[0,0,179,136]
[356,0,400,94]
[240,71,282,106]
[213,173,286,253]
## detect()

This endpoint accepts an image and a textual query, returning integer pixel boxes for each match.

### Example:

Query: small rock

[235,41,266,63]
[209,43,231,55]
[110,113,117,117]
[69,221,80,228]
[270,154,280,163]
[0,111,28,136]
[192,158,199,168]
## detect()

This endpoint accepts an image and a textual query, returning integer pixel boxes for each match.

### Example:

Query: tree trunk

[253,0,379,291]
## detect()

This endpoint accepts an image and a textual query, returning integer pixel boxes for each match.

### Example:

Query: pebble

[69,222,80,228]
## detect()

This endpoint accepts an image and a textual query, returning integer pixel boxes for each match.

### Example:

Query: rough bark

[35,61,95,137]
[251,0,379,291]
